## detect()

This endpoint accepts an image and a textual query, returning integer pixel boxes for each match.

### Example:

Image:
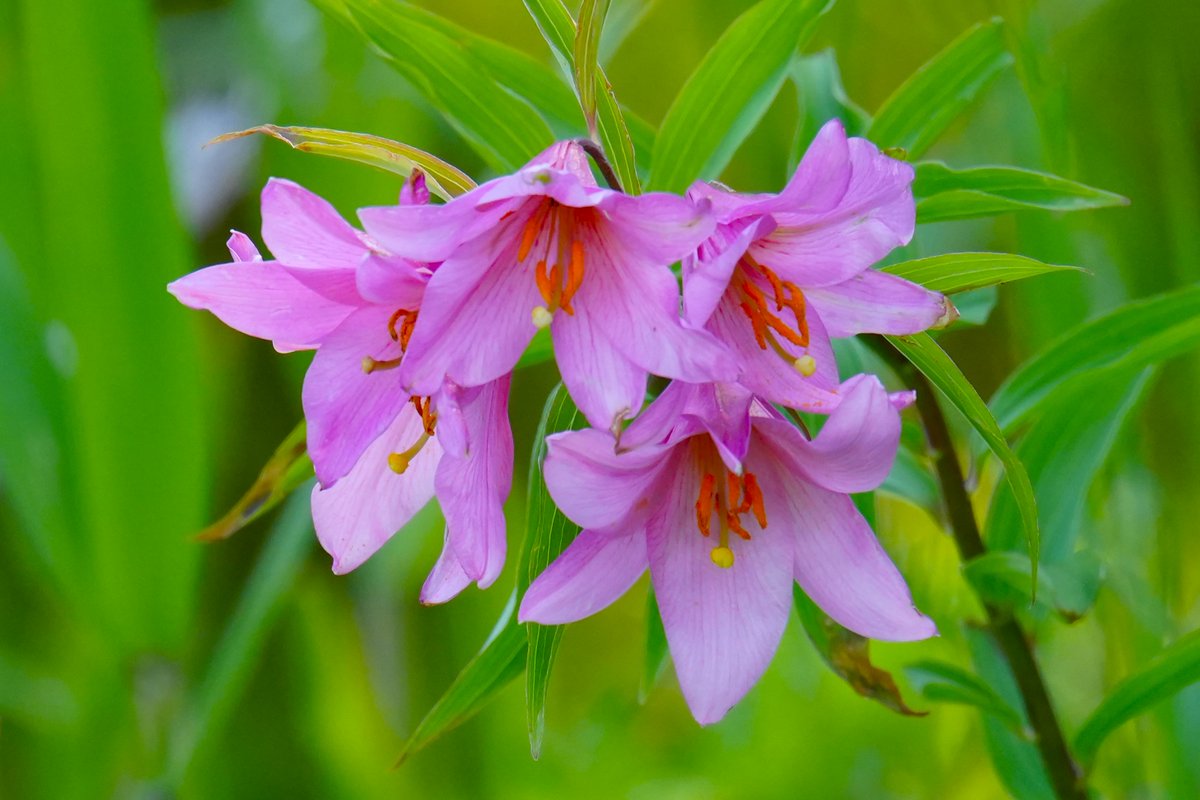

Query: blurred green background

[1,0,1198,797]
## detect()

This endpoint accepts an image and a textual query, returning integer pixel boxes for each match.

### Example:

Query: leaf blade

[868,18,1012,159]
[881,252,1083,295]
[914,161,1127,223]
[650,0,833,192]
[574,0,611,137]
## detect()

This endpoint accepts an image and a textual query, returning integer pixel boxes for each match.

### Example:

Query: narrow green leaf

[882,252,1082,295]
[574,0,611,137]
[522,0,642,191]
[987,365,1151,566]
[165,491,314,786]
[196,422,313,542]
[905,660,1027,733]
[788,49,871,171]
[964,551,1103,622]
[211,125,475,200]
[639,588,670,703]
[598,0,657,63]
[318,0,553,171]
[989,284,1200,433]
[793,587,925,716]
[522,385,586,758]
[868,19,1012,159]
[914,161,1128,222]
[395,598,527,765]
[650,0,833,191]
[1074,628,1200,766]
[886,333,1040,581]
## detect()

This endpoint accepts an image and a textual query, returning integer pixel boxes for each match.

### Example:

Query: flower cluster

[170,119,952,723]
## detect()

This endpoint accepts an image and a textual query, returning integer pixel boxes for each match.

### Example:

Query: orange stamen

[695,473,717,537]
[518,216,540,262]
[726,512,752,541]
[560,241,585,314]
[743,472,767,529]
[535,259,554,306]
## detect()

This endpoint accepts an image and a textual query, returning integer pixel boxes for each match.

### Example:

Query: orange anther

[726,512,752,541]
[535,260,554,307]
[743,472,767,529]
[695,472,717,537]
[561,241,585,314]
[726,472,741,511]
[518,217,540,262]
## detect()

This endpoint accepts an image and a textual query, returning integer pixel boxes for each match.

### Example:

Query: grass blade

[574,0,611,138]
[914,161,1127,223]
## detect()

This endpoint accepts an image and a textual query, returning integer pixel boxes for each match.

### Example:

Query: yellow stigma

[794,354,817,377]
[710,546,735,569]
[531,305,554,329]
[387,452,411,474]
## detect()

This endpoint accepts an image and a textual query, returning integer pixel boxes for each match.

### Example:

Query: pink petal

[359,191,516,263]
[703,288,841,412]
[734,119,853,219]
[681,216,774,328]
[167,260,355,350]
[580,223,736,385]
[518,525,647,625]
[420,534,473,605]
[434,377,513,586]
[750,441,936,642]
[552,296,648,433]
[260,178,367,271]
[397,215,542,395]
[401,170,430,206]
[752,374,901,494]
[355,252,429,308]
[226,230,261,262]
[596,190,715,265]
[311,404,441,574]
[543,428,670,530]
[753,138,915,288]
[804,269,956,337]
[647,449,794,725]
[302,306,408,487]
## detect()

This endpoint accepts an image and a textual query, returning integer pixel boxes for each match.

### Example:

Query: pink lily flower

[359,141,736,434]
[168,175,511,599]
[519,376,936,724]
[682,119,956,412]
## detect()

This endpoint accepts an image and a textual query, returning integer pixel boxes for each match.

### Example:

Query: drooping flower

[519,376,936,724]
[682,119,956,412]
[359,141,736,434]
[168,175,511,597]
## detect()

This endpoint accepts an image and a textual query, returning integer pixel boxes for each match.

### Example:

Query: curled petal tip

[933,297,959,329]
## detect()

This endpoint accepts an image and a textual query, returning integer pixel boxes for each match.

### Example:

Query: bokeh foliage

[1,0,1198,797]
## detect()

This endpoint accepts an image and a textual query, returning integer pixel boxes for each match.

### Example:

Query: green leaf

[574,0,611,137]
[639,588,670,703]
[394,597,527,765]
[516,327,555,369]
[319,0,553,171]
[165,491,314,786]
[989,284,1200,434]
[905,660,1028,734]
[868,18,1012,159]
[211,125,475,200]
[963,551,1103,622]
[1074,628,1200,766]
[793,587,925,716]
[196,422,313,542]
[885,333,1040,581]
[521,385,586,758]
[788,49,871,171]
[522,0,643,192]
[882,252,1082,295]
[987,365,1151,566]
[914,161,1128,223]
[650,0,833,191]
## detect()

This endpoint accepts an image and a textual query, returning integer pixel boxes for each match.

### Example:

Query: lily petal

[753,374,901,494]
[751,442,936,641]
[434,377,513,587]
[302,306,408,487]
[420,534,474,605]
[260,178,367,271]
[647,449,793,725]
[543,428,670,531]
[518,525,647,625]
[311,404,440,574]
[805,269,956,337]
[167,260,354,351]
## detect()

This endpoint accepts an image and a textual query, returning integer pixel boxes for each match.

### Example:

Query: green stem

[873,337,1086,800]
